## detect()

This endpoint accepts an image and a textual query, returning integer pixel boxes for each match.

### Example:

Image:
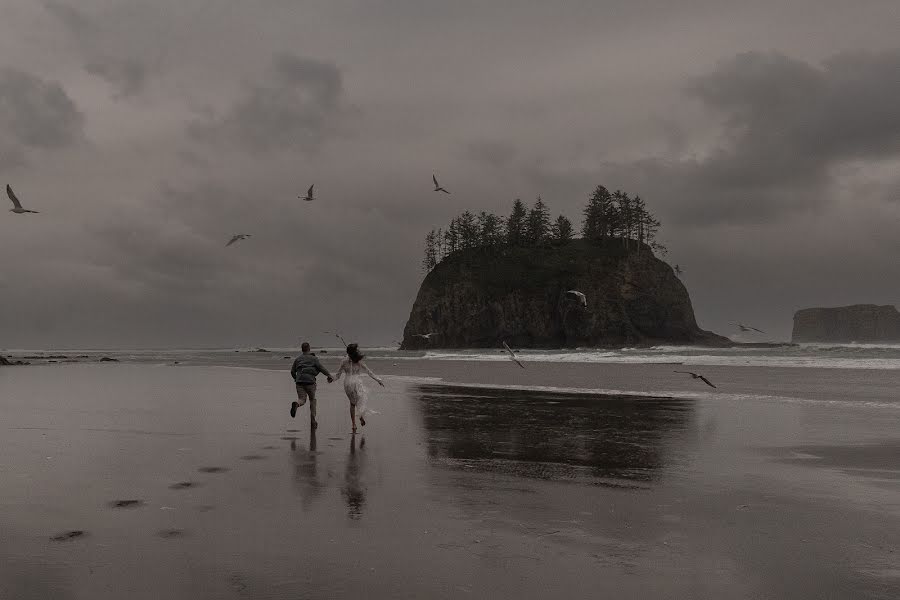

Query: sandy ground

[0,363,898,599]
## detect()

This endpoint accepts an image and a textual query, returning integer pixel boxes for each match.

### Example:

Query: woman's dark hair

[346,343,365,363]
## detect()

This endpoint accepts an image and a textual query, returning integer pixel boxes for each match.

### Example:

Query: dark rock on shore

[98,356,120,362]
[401,239,728,349]
[792,304,900,343]
[0,356,10,366]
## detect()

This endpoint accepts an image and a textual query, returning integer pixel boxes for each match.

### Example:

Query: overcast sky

[1,0,898,348]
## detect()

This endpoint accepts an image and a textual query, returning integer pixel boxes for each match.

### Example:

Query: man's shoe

[290,402,299,418]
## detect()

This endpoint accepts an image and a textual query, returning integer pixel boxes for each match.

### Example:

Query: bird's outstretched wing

[432,174,439,187]
[699,376,717,388]
[225,235,240,247]
[7,185,23,209]
[503,341,525,369]
[308,184,314,197]
[750,327,765,333]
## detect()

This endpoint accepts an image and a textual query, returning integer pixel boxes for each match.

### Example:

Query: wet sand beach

[1,362,898,598]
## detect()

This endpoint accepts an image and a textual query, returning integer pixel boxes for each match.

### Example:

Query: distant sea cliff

[792,304,900,343]
[400,238,728,349]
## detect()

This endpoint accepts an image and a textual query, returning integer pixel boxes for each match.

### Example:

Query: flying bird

[414,332,440,341]
[432,174,450,194]
[565,290,587,307]
[733,323,765,333]
[300,184,315,202]
[674,264,683,277]
[502,341,525,369]
[674,371,717,388]
[324,331,347,346]
[225,234,251,247]
[6,185,38,214]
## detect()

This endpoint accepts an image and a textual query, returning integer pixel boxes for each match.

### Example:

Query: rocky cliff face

[792,304,900,343]
[401,239,727,349]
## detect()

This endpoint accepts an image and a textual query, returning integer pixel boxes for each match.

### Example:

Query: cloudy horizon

[1,0,899,349]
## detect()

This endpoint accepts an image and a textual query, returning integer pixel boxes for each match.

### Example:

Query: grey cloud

[0,68,84,155]
[42,0,97,36]
[85,57,149,98]
[44,1,152,98]
[563,50,900,225]
[189,53,346,153]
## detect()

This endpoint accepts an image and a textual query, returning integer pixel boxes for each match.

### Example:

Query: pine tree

[457,211,478,249]
[478,211,503,247]
[422,230,437,272]
[506,199,527,246]
[551,215,573,243]
[525,197,551,246]
[444,218,459,255]
[583,185,613,241]
[435,227,445,261]
[633,195,647,245]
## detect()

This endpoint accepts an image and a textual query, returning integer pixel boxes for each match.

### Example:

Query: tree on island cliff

[525,197,551,246]
[422,230,438,272]
[551,215,573,243]
[478,211,504,247]
[506,199,527,246]
[422,185,666,272]
[582,185,615,240]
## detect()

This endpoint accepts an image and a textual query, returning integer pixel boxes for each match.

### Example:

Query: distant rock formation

[792,304,900,343]
[401,239,728,349]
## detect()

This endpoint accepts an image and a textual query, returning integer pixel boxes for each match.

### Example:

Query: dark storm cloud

[42,0,96,36]
[516,50,900,226]
[0,68,83,168]
[43,0,152,98]
[85,57,149,98]
[189,53,346,153]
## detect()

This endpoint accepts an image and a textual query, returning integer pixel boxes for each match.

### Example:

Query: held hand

[327,376,334,383]
[378,379,385,387]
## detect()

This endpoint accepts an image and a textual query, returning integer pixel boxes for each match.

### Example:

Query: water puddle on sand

[198,466,230,473]
[109,499,145,508]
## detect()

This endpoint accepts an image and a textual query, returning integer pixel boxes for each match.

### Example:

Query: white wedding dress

[335,358,383,418]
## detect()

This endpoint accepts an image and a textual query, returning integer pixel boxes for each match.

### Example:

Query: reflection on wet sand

[291,429,324,512]
[415,384,694,485]
[341,436,367,520]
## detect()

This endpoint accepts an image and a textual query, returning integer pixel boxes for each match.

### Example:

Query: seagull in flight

[414,332,440,341]
[502,341,525,369]
[324,331,347,346]
[674,371,716,388]
[6,185,38,214]
[674,264,683,277]
[733,323,765,333]
[565,290,587,307]
[225,234,251,247]
[432,174,450,194]
[300,184,315,202]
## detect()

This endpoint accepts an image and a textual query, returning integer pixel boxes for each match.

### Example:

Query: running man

[290,342,333,429]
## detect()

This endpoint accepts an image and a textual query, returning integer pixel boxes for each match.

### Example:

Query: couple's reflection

[291,429,323,511]
[291,430,368,519]
[341,435,367,520]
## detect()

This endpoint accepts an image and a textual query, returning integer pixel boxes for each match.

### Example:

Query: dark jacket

[291,353,331,385]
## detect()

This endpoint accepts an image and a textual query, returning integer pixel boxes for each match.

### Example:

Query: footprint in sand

[108,499,145,509]
[285,429,300,432]
[240,454,266,461]
[169,481,200,490]
[50,530,87,542]
[260,445,279,450]
[157,529,187,539]
[198,467,230,474]
[280,436,299,441]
